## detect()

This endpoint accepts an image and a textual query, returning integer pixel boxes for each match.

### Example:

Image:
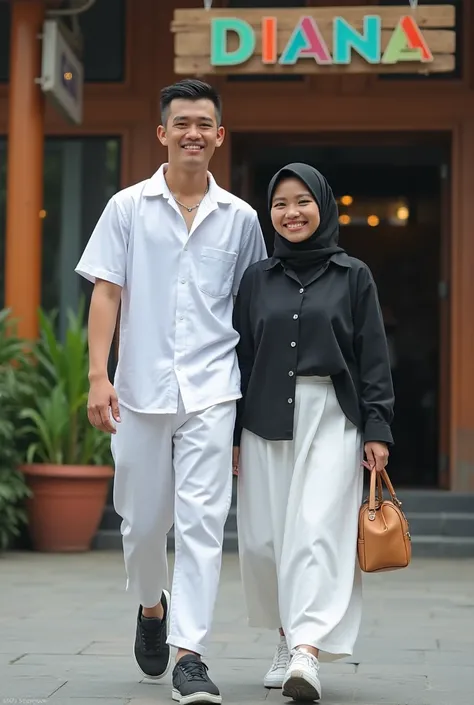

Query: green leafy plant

[0,310,32,551]
[20,301,112,467]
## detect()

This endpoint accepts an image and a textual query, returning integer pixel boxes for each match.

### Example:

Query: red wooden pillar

[5,0,45,338]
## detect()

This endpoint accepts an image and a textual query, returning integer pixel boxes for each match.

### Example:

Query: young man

[75,79,267,704]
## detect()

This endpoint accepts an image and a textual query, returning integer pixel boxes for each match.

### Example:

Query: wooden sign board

[171,5,455,75]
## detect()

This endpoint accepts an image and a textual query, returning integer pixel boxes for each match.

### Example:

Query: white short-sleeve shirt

[75,164,267,414]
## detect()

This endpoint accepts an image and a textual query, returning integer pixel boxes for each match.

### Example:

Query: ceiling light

[396,206,409,221]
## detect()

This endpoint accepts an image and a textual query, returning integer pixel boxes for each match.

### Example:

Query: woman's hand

[232,446,240,476]
[364,441,389,473]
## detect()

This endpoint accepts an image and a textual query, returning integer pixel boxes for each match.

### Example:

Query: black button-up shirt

[233,252,394,446]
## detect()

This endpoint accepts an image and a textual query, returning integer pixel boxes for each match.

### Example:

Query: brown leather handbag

[358,465,412,573]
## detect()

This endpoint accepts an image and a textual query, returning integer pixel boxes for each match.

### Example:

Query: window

[0,137,121,336]
[0,0,126,84]
[226,0,307,82]
[76,0,126,82]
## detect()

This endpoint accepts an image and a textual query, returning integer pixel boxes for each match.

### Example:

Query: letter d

[211,18,255,66]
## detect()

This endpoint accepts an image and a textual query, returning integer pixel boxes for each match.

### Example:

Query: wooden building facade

[0,0,473,491]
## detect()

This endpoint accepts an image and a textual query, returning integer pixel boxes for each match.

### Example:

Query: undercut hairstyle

[160,79,223,126]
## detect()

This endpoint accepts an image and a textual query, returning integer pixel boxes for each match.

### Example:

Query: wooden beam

[175,54,455,75]
[450,120,474,491]
[172,6,456,31]
[4,0,45,340]
[220,93,474,130]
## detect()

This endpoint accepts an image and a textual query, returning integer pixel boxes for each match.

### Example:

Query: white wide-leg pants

[111,395,236,656]
[237,376,363,661]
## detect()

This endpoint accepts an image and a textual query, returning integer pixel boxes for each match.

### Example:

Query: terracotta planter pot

[21,464,114,552]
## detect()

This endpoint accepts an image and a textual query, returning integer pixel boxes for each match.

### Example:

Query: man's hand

[87,376,121,434]
[364,441,389,473]
[232,446,240,476]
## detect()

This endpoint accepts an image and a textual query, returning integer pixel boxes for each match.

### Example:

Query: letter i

[262,16,277,64]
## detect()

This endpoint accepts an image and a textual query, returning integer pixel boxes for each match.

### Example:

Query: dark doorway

[232,133,451,488]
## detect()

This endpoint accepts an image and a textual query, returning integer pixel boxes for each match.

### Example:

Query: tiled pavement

[0,551,473,705]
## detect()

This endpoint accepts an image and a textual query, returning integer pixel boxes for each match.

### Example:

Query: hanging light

[341,195,353,206]
[367,215,379,227]
[396,206,409,221]
[339,214,351,225]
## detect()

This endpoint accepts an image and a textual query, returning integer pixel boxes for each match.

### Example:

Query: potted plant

[0,310,32,552]
[19,303,114,552]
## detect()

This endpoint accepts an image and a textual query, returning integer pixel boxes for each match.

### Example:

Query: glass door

[232,133,451,488]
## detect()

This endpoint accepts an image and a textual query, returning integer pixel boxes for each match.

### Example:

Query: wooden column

[5,0,45,339]
[450,120,474,491]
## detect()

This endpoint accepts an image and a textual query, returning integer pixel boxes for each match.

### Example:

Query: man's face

[157,98,225,170]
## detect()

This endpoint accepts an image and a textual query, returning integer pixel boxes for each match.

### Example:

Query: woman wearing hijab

[232,163,394,702]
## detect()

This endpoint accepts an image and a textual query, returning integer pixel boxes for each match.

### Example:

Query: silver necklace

[172,184,209,213]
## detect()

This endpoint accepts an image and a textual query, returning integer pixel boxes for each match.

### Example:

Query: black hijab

[268,162,345,270]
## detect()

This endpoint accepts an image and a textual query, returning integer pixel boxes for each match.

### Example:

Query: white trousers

[237,377,363,661]
[111,396,236,655]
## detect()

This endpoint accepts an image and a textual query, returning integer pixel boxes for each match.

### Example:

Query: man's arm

[87,280,122,433]
[75,195,130,433]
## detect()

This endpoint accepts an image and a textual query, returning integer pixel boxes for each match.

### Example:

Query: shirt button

[181,279,186,284]
[179,316,184,321]
[293,314,299,320]
[288,398,293,404]
[290,341,296,348]
[299,288,304,294]
[288,371,294,377]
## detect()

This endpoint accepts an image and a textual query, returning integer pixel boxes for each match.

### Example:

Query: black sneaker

[172,654,222,704]
[134,590,171,680]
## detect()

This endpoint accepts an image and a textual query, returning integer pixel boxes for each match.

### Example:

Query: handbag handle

[363,461,403,520]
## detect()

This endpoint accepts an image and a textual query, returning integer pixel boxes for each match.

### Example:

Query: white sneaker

[263,636,290,688]
[282,649,322,702]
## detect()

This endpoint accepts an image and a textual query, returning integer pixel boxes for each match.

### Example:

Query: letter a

[382,15,433,64]
[280,16,331,65]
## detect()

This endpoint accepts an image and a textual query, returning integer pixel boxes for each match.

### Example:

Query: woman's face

[271,177,321,243]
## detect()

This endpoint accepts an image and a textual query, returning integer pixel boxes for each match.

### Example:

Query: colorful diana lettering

[210,15,433,66]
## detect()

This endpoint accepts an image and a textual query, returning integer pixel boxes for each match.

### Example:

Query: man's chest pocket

[198,246,238,298]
